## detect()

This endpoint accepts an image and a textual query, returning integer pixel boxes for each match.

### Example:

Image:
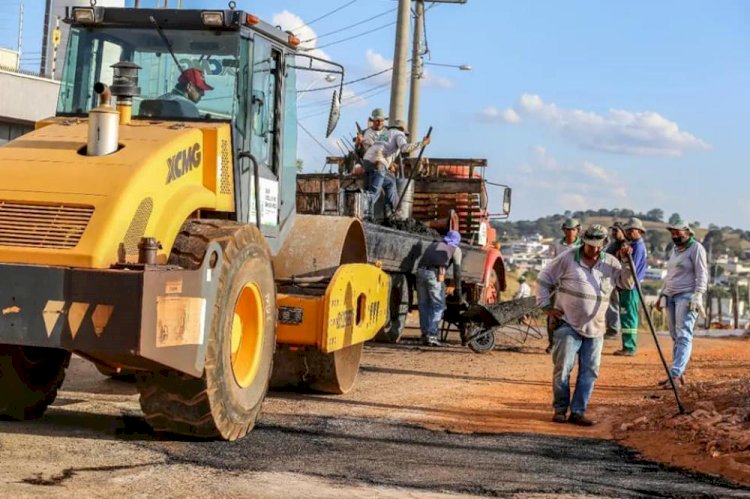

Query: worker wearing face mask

[654,219,708,388]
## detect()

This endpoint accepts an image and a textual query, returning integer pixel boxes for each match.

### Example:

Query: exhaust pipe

[87,82,119,156]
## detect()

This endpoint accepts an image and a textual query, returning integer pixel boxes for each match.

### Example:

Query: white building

[644,267,667,280]
[0,69,60,145]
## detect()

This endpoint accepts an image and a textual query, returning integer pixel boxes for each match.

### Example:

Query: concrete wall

[0,69,60,124]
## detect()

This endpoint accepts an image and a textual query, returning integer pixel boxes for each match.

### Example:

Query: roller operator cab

[0,7,389,440]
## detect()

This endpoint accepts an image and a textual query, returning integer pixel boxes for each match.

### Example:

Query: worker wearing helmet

[604,222,628,339]
[537,224,634,426]
[553,218,582,257]
[362,117,430,219]
[545,217,583,353]
[613,217,649,356]
[158,67,213,118]
[654,218,708,388]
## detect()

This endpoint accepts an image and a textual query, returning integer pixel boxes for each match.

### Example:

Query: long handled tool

[626,254,685,414]
[394,126,432,214]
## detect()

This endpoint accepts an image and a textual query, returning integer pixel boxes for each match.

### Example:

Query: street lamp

[423,62,472,71]
[407,58,472,141]
[297,73,337,101]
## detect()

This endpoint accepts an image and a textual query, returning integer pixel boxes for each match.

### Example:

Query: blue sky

[2,1,748,228]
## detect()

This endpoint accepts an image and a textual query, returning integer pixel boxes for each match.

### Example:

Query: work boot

[423,336,443,347]
[613,349,635,357]
[552,410,567,423]
[658,375,686,388]
[568,412,596,426]
[604,328,619,339]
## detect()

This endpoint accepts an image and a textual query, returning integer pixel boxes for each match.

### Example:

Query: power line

[290,0,360,32]
[297,66,393,93]
[309,20,396,51]
[297,120,334,155]
[298,86,391,121]
[301,7,396,44]
[298,81,391,109]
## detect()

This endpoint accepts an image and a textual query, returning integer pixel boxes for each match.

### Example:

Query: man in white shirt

[537,224,634,426]
[361,119,430,218]
[514,275,532,299]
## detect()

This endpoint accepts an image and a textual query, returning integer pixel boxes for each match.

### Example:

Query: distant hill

[492,209,750,260]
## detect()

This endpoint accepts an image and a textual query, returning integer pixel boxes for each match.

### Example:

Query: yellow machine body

[276,264,390,352]
[0,118,234,268]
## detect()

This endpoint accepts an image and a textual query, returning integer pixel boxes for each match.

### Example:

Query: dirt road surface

[1,321,748,497]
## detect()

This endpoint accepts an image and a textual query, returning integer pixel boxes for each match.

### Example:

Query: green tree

[668,213,682,225]
[646,208,664,222]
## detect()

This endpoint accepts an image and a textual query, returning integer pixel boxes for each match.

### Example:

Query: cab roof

[65,7,297,50]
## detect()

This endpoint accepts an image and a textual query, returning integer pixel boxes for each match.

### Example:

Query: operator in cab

[158,68,213,118]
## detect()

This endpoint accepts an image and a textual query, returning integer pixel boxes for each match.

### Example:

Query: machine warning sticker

[156,296,206,347]
[278,306,303,325]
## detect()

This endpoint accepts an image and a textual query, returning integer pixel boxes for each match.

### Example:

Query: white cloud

[481,93,711,157]
[478,106,521,124]
[559,193,587,210]
[421,67,455,90]
[509,146,630,213]
[363,49,394,87]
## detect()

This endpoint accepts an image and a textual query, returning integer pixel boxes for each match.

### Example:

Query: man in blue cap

[416,230,464,346]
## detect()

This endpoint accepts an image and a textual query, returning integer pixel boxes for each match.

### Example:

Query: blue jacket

[630,238,647,283]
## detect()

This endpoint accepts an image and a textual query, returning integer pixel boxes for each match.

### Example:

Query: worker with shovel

[613,218,648,356]
[655,219,708,388]
[537,224,635,426]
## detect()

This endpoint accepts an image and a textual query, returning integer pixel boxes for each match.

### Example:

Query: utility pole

[407,0,425,142]
[405,0,468,141]
[388,0,411,125]
[40,0,51,75]
[16,0,24,72]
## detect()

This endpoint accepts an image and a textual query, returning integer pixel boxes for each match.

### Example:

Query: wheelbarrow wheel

[467,327,496,354]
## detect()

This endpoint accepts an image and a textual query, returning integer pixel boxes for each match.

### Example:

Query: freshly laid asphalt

[133,412,749,498]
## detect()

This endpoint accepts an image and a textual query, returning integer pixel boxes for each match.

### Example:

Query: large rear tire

[137,220,276,440]
[271,343,363,395]
[0,345,70,420]
[374,273,409,343]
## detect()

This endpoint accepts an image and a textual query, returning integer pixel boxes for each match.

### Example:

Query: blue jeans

[416,268,445,339]
[665,292,698,378]
[552,323,604,415]
[605,289,620,333]
[363,160,398,212]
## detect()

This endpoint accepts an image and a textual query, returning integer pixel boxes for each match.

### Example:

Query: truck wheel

[0,345,70,420]
[271,343,363,395]
[375,273,409,343]
[137,221,276,440]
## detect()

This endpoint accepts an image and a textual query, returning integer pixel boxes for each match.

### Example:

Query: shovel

[626,254,685,414]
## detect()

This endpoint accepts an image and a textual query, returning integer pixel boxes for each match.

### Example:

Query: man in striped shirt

[537,224,635,426]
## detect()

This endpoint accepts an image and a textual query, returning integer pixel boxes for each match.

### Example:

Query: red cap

[179,68,213,91]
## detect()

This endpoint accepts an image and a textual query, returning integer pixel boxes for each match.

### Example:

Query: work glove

[688,292,705,317]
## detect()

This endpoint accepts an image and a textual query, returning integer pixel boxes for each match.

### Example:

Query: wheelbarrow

[441,297,539,353]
